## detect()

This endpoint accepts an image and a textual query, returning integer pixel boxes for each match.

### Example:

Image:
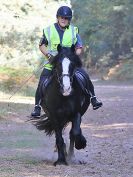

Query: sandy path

[0,81,133,177]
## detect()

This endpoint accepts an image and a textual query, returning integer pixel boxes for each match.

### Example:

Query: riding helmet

[56,6,72,21]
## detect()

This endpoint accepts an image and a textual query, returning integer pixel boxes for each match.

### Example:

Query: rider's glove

[46,53,54,63]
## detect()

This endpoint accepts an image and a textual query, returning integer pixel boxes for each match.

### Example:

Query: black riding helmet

[56,6,72,21]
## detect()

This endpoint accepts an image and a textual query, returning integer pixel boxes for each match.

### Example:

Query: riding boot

[82,72,103,110]
[31,83,41,118]
[31,105,41,117]
[31,68,52,118]
[76,68,103,110]
[90,96,103,110]
[87,80,103,110]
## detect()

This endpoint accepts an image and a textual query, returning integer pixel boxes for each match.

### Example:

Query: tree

[71,0,133,69]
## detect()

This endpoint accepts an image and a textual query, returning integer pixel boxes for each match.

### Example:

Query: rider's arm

[39,44,48,56]
[39,35,50,58]
[75,33,83,56]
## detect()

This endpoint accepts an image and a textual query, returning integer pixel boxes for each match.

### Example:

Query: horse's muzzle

[62,86,72,96]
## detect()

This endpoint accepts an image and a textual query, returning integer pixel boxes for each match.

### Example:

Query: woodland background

[0,0,133,96]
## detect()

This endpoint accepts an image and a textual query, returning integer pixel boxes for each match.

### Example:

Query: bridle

[55,60,75,89]
[51,47,82,96]
[56,71,73,86]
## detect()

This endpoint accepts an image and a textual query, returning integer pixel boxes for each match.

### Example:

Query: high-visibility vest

[43,24,78,70]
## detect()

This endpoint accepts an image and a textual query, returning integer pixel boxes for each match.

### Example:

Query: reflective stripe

[43,24,78,70]
[47,26,51,51]
[71,25,75,44]
[44,64,53,70]
[45,24,77,51]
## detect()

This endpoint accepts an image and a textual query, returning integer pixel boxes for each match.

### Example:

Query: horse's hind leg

[54,128,68,166]
[72,113,87,150]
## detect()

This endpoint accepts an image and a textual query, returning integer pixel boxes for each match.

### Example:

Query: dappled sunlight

[81,122,133,130]
[15,148,33,153]
[0,93,33,123]
[0,0,132,176]
[92,134,111,138]
[0,91,34,104]
[81,123,133,138]
[22,174,45,177]
[97,123,133,130]
[107,64,120,79]
[22,172,60,177]
[5,113,25,123]
[96,85,133,89]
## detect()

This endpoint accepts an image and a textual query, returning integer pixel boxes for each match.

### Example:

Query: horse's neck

[52,74,60,89]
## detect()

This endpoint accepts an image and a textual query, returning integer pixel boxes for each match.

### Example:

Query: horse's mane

[52,45,82,68]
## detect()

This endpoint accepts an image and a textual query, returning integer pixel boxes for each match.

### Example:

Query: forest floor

[0,80,133,177]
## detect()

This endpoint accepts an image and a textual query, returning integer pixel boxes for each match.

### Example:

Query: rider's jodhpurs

[35,68,52,105]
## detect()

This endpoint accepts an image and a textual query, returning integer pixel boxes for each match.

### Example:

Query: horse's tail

[33,115,55,136]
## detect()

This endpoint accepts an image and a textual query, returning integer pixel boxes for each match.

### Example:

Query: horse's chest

[55,99,75,117]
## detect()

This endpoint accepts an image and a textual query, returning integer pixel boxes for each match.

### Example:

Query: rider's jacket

[43,24,79,70]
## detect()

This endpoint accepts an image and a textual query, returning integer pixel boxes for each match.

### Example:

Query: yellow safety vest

[43,24,78,70]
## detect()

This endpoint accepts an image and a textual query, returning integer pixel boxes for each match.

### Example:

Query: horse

[34,45,90,165]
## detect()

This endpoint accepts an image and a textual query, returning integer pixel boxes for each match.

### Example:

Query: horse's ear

[57,44,62,53]
[71,44,75,53]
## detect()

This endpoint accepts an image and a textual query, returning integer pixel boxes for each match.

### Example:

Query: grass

[0,67,33,76]
[0,138,41,149]
[0,66,37,97]
[0,108,7,117]
[0,102,9,119]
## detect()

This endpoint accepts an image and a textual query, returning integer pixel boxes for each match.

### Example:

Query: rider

[31,6,103,117]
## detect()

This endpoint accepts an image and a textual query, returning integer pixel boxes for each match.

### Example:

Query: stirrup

[91,96,103,110]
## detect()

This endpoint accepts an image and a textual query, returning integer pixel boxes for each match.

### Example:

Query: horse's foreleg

[67,129,75,162]
[54,128,68,166]
[72,113,87,150]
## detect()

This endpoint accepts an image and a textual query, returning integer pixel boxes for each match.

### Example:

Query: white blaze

[62,57,71,96]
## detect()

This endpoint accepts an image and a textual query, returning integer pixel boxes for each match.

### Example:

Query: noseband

[55,69,75,88]
[56,72,72,85]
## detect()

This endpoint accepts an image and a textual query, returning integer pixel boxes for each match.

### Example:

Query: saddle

[74,69,90,96]
[40,69,90,97]
[40,75,53,95]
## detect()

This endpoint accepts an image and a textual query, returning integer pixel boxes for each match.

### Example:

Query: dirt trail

[0,81,133,177]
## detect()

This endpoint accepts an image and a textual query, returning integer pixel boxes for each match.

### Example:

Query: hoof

[75,135,87,150]
[54,159,68,166]
[67,154,75,163]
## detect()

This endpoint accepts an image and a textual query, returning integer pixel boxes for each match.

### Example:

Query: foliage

[0,0,66,69]
[0,0,68,95]
[107,59,133,80]
[0,0,133,90]
[71,0,133,79]
[0,67,36,96]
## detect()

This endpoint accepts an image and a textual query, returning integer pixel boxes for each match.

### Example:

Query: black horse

[34,45,90,165]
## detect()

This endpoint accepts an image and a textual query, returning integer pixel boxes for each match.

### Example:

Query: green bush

[0,67,37,96]
[107,59,133,80]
